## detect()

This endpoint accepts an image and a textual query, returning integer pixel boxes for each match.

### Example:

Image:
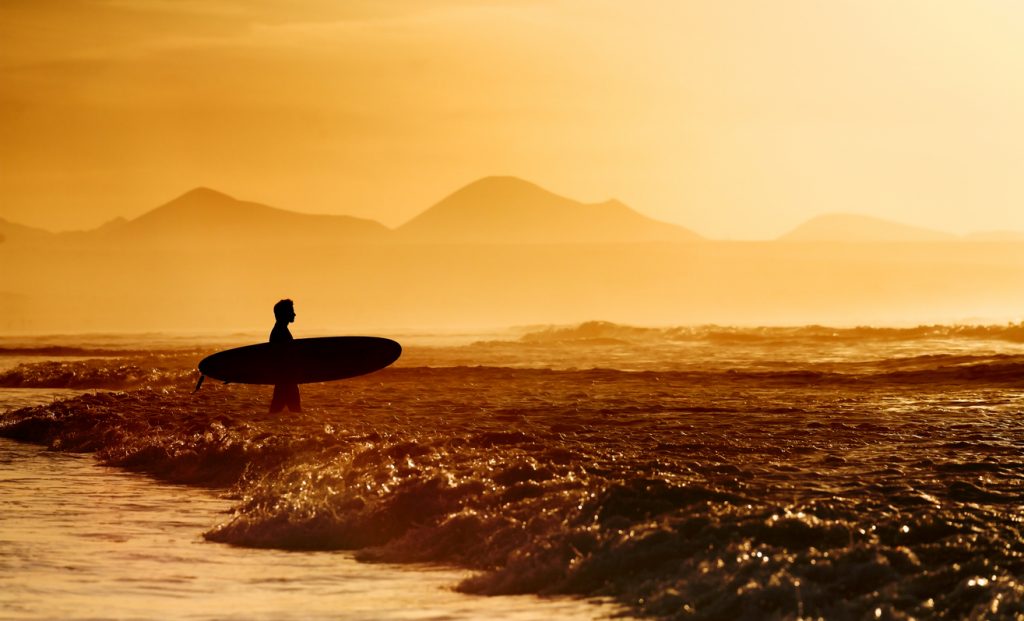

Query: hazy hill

[396,176,702,243]
[0,217,54,245]
[965,231,1024,242]
[101,187,390,246]
[1,179,701,247]
[780,214,957,242]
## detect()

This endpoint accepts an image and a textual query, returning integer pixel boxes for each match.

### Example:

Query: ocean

[1,321,1023,620]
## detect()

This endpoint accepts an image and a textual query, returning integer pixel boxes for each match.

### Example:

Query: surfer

[269,299,301,413]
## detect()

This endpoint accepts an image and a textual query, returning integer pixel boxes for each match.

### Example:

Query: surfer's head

[273,299,295,323]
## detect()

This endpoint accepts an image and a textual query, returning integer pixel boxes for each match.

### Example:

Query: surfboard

[197,336,402,385]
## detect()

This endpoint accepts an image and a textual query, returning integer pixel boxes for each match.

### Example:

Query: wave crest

[0,359,191,389]
[512,320,1024,345]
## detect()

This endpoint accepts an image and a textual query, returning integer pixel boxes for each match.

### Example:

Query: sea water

[2,323,1024,620]
[0,384,625,620]
[0,392,623,621]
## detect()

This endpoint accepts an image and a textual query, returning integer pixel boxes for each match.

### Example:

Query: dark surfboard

[198,336,401,385]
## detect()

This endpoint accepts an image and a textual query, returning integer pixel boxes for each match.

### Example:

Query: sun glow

[2,1,1024,238]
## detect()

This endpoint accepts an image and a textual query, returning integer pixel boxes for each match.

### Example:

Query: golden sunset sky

[2,0,1023,239]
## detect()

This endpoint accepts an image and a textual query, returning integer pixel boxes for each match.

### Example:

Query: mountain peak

[462,175,543,190]
[446,176,559,204]
[398,177,700,243]
[113,187,388,245]
[171,186,237,204]
[134,187,260,226]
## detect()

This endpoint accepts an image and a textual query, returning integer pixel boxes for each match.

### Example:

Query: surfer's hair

[273,299,294,321]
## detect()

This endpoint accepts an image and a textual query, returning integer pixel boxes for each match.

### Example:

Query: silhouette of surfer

[269,299,301,413]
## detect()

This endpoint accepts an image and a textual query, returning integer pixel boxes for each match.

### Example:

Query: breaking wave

[512,320,1024,345]
[0,355,195,389]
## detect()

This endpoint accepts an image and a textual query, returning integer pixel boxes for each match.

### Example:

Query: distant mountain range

[0,177,699,247]
[1,177,1021,245]
[1,192,389,247]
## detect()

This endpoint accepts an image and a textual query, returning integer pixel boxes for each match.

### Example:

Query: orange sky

[2,0,1023,239]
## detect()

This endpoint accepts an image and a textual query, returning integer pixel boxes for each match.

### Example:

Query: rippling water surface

[0,414,622,621]
[2,322,1024,620]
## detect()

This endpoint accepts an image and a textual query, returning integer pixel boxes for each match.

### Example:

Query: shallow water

[3,322,1024,620]
[0,436,622,621]
[0,387,87,411]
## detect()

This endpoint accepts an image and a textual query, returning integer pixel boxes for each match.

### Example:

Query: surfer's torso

[270,322,293,343]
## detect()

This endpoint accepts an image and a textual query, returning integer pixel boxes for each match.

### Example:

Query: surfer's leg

[270,384,286,413]
[287,384,301,413]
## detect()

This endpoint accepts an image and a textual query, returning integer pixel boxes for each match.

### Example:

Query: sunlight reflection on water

[0,392,624,621]
[4,328,1024,619]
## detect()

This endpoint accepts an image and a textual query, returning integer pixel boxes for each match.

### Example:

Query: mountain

[780,214,957,242]
[11,184,1016,249]
[0,217,55,245]
[396,176,701,243]
[96,217,128,232]
[964,231,1024,242]
[103,187,389,246]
